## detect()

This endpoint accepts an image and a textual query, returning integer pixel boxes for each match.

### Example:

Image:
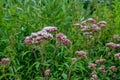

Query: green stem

[67,58,80,80]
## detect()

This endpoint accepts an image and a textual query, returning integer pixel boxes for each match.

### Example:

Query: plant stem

[32,48,43,77]
[50,42,58,66]
[67,58,80,80]
[39,47,46,80]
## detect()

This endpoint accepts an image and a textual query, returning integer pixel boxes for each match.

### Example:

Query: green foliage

[0,0,120,80]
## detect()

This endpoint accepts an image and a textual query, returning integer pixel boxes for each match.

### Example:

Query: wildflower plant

[74,18,107,56]
[24,26,72,79]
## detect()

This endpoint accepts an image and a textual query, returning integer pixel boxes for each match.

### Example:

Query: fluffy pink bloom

[95,59,106,64]
[75,51,87,58]
[115,44,120,48]
[87,18,96,23]
[91,24,101,31]
[81,26,91,32]
[62,39,72,46]
[42,26,58,33]
[113,34,120,41]
[98,65,106,73]
[24,29,54,45]
[115,53,120,60]
[56,33,72,46]
[92,74,98,80]
[106,42,115,47]
[106,42,116,49]
[109,66,117,71]
[1,58,10,64]
[98,21,107,28]
[24,36,32,44]
[56,33,67,41]
[45,69,50,76]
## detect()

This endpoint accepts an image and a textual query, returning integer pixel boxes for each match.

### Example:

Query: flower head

[98,21,107,28]
[115,53,120,60]
[24,36,32,44]
[109,66,117,71]
[45,69,50,76]
[98,65,106,73]
[75,51,87,58]
[113,34,120,41]
[56,33,72,46]
[95,59,106,64]
[87,18,96,24]
[42,26,58,33]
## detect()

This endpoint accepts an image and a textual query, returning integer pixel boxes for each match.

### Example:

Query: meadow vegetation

[0,0,120,80]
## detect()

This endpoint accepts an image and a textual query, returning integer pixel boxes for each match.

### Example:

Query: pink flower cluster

[95,59,106,64]
[56,33,72,46]
[45,69,50,76]
[98,65,106,73]
[90,71,98,80]
[115,53,120,60]
[109,66,117,71]
[24,26,58,45]
[106,42,120,49]
[0,58,10,66]
[42,26,58,33]
[75,51,87,58]
[88,59,106,70]
[74,18,107,38]
[113,34,120,41]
